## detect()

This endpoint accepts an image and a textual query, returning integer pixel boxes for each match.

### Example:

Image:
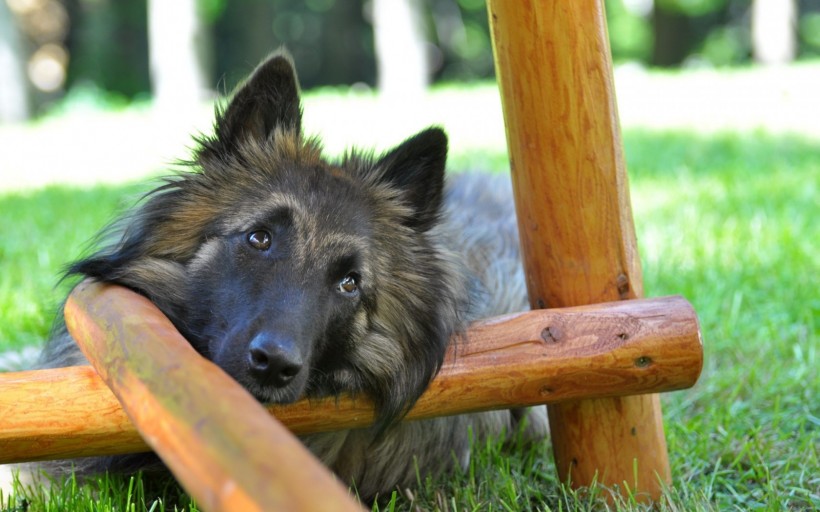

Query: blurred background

[0,0,817,121]
[1,0,818,191]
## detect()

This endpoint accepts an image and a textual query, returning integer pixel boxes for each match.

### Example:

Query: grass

[1,64,819,510]
[1,471,199,512]
[0,184,146,354]
[628,130,819,510]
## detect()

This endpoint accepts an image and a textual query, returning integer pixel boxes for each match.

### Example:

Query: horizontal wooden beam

[0,282,702,469]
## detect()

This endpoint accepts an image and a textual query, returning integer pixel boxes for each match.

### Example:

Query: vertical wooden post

[487,0,672,501]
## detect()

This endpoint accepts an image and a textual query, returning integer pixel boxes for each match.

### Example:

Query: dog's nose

[247,333,303,387]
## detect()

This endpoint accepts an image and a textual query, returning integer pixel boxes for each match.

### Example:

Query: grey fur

[21,52,548,502]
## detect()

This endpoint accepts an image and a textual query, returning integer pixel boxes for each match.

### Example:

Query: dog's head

[69,51,464,431]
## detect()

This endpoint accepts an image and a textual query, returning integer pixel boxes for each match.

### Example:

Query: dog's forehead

[221,165,371,237]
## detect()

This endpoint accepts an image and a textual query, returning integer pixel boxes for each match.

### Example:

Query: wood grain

[63,280,363,512]
[0,365,146,460]
[0,282,701,468]
[487,0,679,501]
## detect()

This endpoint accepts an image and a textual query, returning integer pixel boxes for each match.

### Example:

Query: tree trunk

[372,0,429,99]
[752,0,797,65]
[147,0,211,112]
[0,1,29,122]
[651,3,694,67]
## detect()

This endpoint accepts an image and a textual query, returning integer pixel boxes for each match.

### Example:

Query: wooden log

[0,281,702,466]
[0,366,145,461]
[62,280,363,512]
[487,0,676,501]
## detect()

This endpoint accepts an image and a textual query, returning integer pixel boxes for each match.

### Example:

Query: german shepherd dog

[35,51,548,500]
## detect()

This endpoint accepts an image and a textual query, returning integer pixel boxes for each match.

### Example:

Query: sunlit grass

[1,65,818,510]
[629,130,818,511]
[0,184,147,355]
[1,471,199,512]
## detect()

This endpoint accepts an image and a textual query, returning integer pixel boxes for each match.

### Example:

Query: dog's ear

[377,127,448,231]
[209,51,302,155]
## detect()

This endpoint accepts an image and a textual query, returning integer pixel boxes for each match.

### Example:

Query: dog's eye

[337,273,360,296]
[247,230,272,250]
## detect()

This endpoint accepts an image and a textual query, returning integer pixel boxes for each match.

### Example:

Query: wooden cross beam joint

[0,281,701,509]
[1,2,703,508]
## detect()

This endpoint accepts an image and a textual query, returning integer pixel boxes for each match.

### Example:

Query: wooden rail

[0,281,701,469]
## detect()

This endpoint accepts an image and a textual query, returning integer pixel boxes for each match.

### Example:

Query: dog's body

[34,52,547,500]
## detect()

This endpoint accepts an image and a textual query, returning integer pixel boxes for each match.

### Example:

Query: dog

[32,50,548,501]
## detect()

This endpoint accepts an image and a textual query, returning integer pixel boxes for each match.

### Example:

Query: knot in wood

[616,273,631,299]
[634,356,653,368]
[541,326,560,343]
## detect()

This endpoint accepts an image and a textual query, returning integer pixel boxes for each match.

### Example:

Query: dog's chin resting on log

[19,51,548,502]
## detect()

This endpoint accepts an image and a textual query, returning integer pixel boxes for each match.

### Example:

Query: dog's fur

[32,52,547,501]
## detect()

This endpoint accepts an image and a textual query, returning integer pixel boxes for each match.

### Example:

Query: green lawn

[1,65,818,510]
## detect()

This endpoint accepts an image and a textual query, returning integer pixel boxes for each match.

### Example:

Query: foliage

[52,0,820,102]
[606,0,654,62]
[799,12,820,56]
[656,0,729,17]
[66,1,150,99]
[699,24,751,66]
